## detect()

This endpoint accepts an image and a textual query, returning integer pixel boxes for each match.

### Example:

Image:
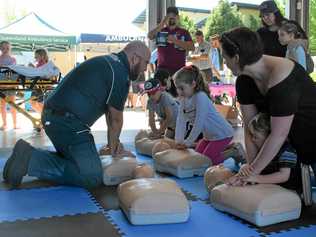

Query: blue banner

[79,33,146,43]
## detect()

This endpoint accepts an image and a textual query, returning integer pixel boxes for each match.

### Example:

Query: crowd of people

[2,1,316,201]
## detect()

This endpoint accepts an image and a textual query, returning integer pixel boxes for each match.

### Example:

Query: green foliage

[274,0,286,16]
[310,72,316,81]
[4,12,18,25]
[179,14,197,37]
[241,14,260,31]
[310,0,316,55]
[203,0,243,40]
[213,93,229,105]
[3,6,28,25]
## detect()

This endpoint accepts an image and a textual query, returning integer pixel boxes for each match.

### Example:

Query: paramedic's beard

[129,62,141,81]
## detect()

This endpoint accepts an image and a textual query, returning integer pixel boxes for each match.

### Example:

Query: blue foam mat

[0,186,99,222]
[0,159,6,172]
[269,225,316,237]
[170,176,208,200]
[106,200,260,237]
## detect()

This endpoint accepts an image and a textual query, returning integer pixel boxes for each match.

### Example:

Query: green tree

[275,0,286,16]
[241,14,260,31]
[310,0,316,54]
[2,4,28,26]
[203,0,243,40]
[179,14,196,37]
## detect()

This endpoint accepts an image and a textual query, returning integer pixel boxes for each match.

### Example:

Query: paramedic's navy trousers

[27,109,103,188]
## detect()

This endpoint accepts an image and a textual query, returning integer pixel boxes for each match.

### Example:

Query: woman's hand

[238,164,254,177]
[226,174,247,186]
[243,175,258,184]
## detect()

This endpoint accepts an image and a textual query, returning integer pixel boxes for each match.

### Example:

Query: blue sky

[0,0,265,35]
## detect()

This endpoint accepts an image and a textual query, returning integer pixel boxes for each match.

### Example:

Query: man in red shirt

[148,6,194,97]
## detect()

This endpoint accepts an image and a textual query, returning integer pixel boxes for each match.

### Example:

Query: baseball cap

[166,6,179,15]
[142,78,161,95]
[259,1,279,16]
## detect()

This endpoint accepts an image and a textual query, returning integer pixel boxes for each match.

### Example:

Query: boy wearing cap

[257,0,287,57]
[144,78,179,139]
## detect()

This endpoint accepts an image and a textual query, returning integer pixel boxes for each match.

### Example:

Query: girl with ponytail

[278,20,313,73]
[173,65,234,165]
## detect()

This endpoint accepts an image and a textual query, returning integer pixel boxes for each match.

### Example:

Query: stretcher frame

[0,67,60,131]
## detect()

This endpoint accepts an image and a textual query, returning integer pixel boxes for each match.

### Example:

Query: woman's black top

[236,63,316,164]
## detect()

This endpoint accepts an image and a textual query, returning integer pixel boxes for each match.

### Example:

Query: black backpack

[305,52,314,74]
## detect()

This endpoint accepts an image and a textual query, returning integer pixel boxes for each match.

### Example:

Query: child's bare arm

[157,107,172,134]
[148,111,158,133]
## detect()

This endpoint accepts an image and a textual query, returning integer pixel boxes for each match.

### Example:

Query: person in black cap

[147,6,194,97]
[143,78,179,139]
[257,0,287,57]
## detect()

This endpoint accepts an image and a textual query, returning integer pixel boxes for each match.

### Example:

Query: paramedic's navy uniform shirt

[46,52,130,126]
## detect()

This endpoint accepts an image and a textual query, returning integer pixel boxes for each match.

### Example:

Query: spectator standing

[0,41,18,130]
[257,0,287,57]
[148,6,194,97]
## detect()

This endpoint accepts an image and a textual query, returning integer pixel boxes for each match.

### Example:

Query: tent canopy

[0,12,76,51]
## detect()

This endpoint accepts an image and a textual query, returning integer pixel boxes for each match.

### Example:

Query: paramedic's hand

[167,34,177,44]
[111,144,119,157]
[175,143,187,150]
[112,143,136,158]
[115,149,136,158]
[238,164,254,177]
[99,144,111,156]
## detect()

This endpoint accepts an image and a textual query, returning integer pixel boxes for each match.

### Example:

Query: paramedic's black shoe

[4,139,33,187]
